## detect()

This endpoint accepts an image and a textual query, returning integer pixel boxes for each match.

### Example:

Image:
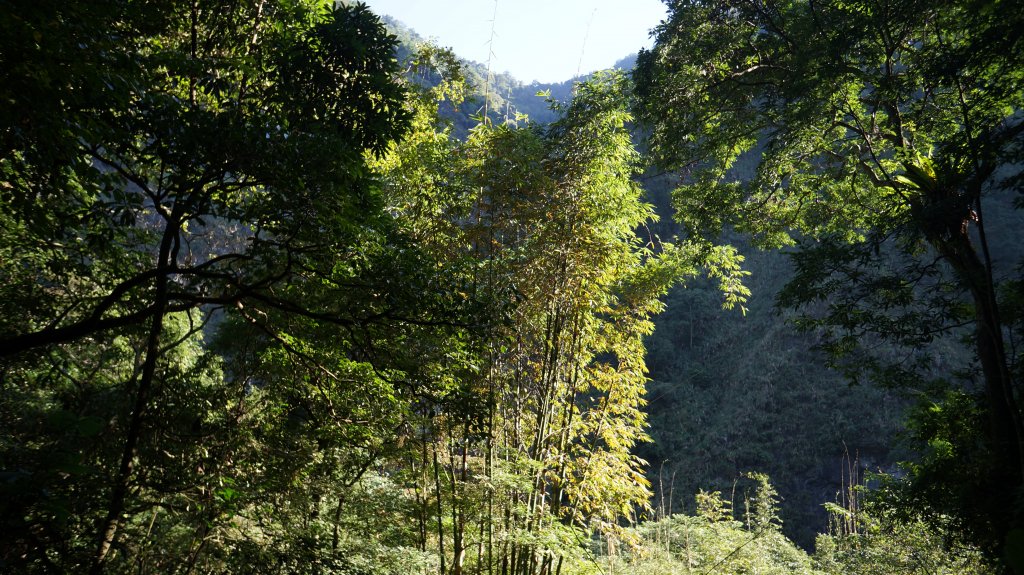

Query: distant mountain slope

[379,13,636,132]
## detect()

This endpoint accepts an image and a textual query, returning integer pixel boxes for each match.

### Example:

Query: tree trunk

[92,211,181,573]
[434,444,448,575]
[932,216,1024,564]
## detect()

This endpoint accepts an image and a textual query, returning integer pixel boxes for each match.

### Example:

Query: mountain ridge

[380,13,637,129]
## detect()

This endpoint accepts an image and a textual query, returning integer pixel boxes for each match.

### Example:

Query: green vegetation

[636,0,1024,569]
[1,0,1020,574]
[382,13,571,129]
[640,242,913,548]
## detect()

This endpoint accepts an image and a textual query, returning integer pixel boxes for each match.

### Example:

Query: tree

[0,1,453,571]
[1,0,411,356]
[634,0,1024,567]
[368,66,706,575]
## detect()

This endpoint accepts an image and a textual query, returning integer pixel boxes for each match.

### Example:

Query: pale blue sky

[361,0,667,83]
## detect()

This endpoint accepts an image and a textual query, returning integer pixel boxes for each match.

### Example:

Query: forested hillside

[1,1,1022,574]
[381,14,573,129]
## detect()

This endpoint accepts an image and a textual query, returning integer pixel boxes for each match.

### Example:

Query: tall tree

[0,1,454,571]
[371,67,710,575]
[634,0,1024,567]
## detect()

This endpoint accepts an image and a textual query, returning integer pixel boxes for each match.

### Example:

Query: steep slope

[639,173,912,548]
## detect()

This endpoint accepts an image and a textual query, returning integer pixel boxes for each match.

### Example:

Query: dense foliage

[0,1,692,571]
[0,0,1016,573]
[636,0,1024,569]
[0,1,436,571]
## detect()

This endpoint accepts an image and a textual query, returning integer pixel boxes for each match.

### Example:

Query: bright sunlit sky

[360,0,668,84]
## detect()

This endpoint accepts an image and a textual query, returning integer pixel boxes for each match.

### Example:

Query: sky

[360,0,668,84]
